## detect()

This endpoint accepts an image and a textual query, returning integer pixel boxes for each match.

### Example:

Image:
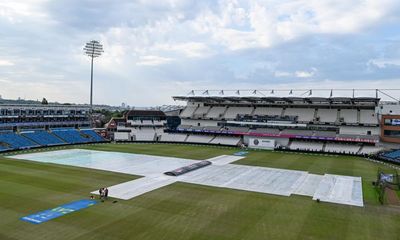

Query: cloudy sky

[0,0,400,106]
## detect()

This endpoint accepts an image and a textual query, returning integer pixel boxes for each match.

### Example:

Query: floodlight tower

[84,40,103,113]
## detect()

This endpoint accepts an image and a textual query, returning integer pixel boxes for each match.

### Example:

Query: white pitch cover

[10,149,364,207]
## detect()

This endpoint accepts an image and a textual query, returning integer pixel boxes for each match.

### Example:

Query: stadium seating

[339,126,379,135]
[114,132,131,141]
[253,107,282,116]
[180,106,197,118]
[340,109,358,124]
[80,129,105,142]
[382,150,400,159]
[359,146,383,154]
[205,107,226,119]
[51,129,93,144]
[0,128,106,152]
[284,108,315,122]
[317,109,338,123]
[133,128,156,141]
[290,141,324,151]
[21,130,66,146]
[192,106,210,118]
[249,128,280,134]
[210,136,241,146]
[325,143,361,154]
[186,134,214,143]
[224,107,253,119]
[160,133,187,142]
[0,132,38,149]
[359,110,378,125]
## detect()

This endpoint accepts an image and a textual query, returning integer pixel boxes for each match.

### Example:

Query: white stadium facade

[111,89,400,159]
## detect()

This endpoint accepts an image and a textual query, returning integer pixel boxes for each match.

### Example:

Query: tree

[41,98,48,105]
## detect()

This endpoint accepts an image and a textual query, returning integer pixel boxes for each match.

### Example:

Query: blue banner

[21,199,97,224]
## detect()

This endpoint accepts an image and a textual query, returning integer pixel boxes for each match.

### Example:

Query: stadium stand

[224,107,254,119]
[249,128,280,134]
[133,128,156,141]
[360,110,379,125]
[0,144,9,151]
[284,108,315,122]
[290,141,324,151]
[51,129,93,144]
[210,136,241,146]
[21,130,66,146]
[253,107,282,116]
[186,134,214,143]
[339,126,379,135]
[340,109,358,124]
[382,150,400,159]
[325,143,361,154]
[80,129,105,142]
[205,106,226,119]
[317,109,338,123]
[0,132,38,149]
[160,133,187,142]
[192,106,210,118]
[359,145,383,154]
[180,106,197,118]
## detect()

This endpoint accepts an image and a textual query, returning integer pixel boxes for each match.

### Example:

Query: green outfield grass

[0,143,399,240]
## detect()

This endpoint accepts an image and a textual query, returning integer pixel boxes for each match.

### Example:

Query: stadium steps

[357,145,364,155]
[335,109,340,123]
[208,135,217,144]
[183,134,189,142]
[204,107,212,117]
[49,130,69,143]
[249,107,256,116]
[281,108,287,117]
[19,133,43,146]
[18,133,40,147]
[221,107,229,119]
[313,109,318,122]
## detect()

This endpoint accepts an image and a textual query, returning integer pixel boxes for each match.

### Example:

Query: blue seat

[80,129,106,142]
[0,132,38,149]
[383,150,400,159]
[51,129,94,144]
[21,131,66,146]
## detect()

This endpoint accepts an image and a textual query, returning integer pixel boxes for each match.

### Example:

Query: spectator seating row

[0,132,38,150]
[21,130,65,146]
[180,106,379,125]
[382,150,400,160]
[289,141,324,151]
[0,129,106,152]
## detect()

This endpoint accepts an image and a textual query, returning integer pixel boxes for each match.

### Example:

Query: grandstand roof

[172,89,397,104]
